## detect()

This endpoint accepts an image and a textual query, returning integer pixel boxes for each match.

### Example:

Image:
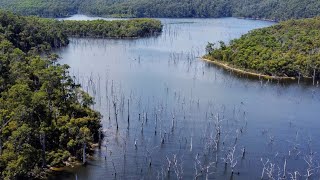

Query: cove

[53,16,320,179]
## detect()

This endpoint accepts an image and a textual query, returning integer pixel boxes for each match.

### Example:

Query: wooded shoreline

[201,58,297,80]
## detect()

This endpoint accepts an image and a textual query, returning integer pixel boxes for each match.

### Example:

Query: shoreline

[201,58,296,80]
[235,16,278,23]
[58,14,280,22]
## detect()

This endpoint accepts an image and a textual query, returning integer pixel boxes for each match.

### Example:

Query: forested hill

[0,0,78,18]
[204,17,320,79]
[232,0,320,21]
[0,11,101,179]
[1,0,320,20]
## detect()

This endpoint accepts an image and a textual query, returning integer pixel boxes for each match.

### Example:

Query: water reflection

[54,16,320,179]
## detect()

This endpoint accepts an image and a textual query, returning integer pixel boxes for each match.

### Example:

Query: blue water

[54,15,320,180]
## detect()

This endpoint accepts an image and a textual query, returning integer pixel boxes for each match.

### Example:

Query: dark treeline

[232,0,320,21]
[78,0,232,18]
[204,17,320,79]
[0,0,78,18]
[0,12,69,53]
[62,19,162,38]
[32,18,162,39]
[0,11,102,179]
[1,0,320,20]
[0,10,162,40]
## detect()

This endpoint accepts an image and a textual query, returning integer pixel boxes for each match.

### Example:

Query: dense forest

[232,0,320,21]
[0,11,162,39]
[78,0,232,18]
[0,10,102,179]
[0,0,78,18]
[204,17,320,79]
[1,0,320,20]
[62,18,162,38]
[32,18,162,38]
[0,10,161,179]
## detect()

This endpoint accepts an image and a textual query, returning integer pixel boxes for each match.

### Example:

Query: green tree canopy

[0,10,102,179]
[204,17,320,78]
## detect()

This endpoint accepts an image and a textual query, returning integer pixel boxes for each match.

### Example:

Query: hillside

[0,10,162,179]
[233,0,320,21]
[1,0,320,20]
[0,0,77,17]
[204,17,320,79]
[0,11,101,179]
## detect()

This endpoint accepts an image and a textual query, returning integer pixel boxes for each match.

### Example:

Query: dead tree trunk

[83,143,86,164]
[40,133,46,168]
[98,128,102,149]
[127,99,130,125]
[313,68,316,86]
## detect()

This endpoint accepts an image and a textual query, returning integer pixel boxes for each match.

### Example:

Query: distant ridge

[0,0,319,20]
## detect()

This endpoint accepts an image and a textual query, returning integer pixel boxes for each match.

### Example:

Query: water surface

[55,15,320,179]
[57,14,127,21]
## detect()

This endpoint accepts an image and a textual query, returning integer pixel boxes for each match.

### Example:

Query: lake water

[54,15,320,179]
[57,14,128,21]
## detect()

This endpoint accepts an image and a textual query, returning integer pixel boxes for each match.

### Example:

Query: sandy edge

[201,58,296,80]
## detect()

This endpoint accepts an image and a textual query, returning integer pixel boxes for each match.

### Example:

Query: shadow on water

[49,171,74,180]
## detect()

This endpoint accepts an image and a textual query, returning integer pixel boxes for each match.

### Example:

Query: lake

[54,15,320,179]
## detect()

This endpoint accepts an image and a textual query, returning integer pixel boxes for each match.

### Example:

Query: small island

[204,17,320,81]
[30,17,162,39]
[61,18,162,38]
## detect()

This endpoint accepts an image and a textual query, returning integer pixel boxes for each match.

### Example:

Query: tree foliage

[0,0,78,18]
[61,18,162,38]
[1,0,320,20]
[0,11,102,179]
[0,10,162,42]
[205,17,320,78]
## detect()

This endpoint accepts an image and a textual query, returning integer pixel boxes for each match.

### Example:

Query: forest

[0,10,102,180]
[0,0,78,18]
[0,10,162,179]
[61,18,162,38]
[204,17,320,79]
[0,11,162,39]
[1,0,320,20]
